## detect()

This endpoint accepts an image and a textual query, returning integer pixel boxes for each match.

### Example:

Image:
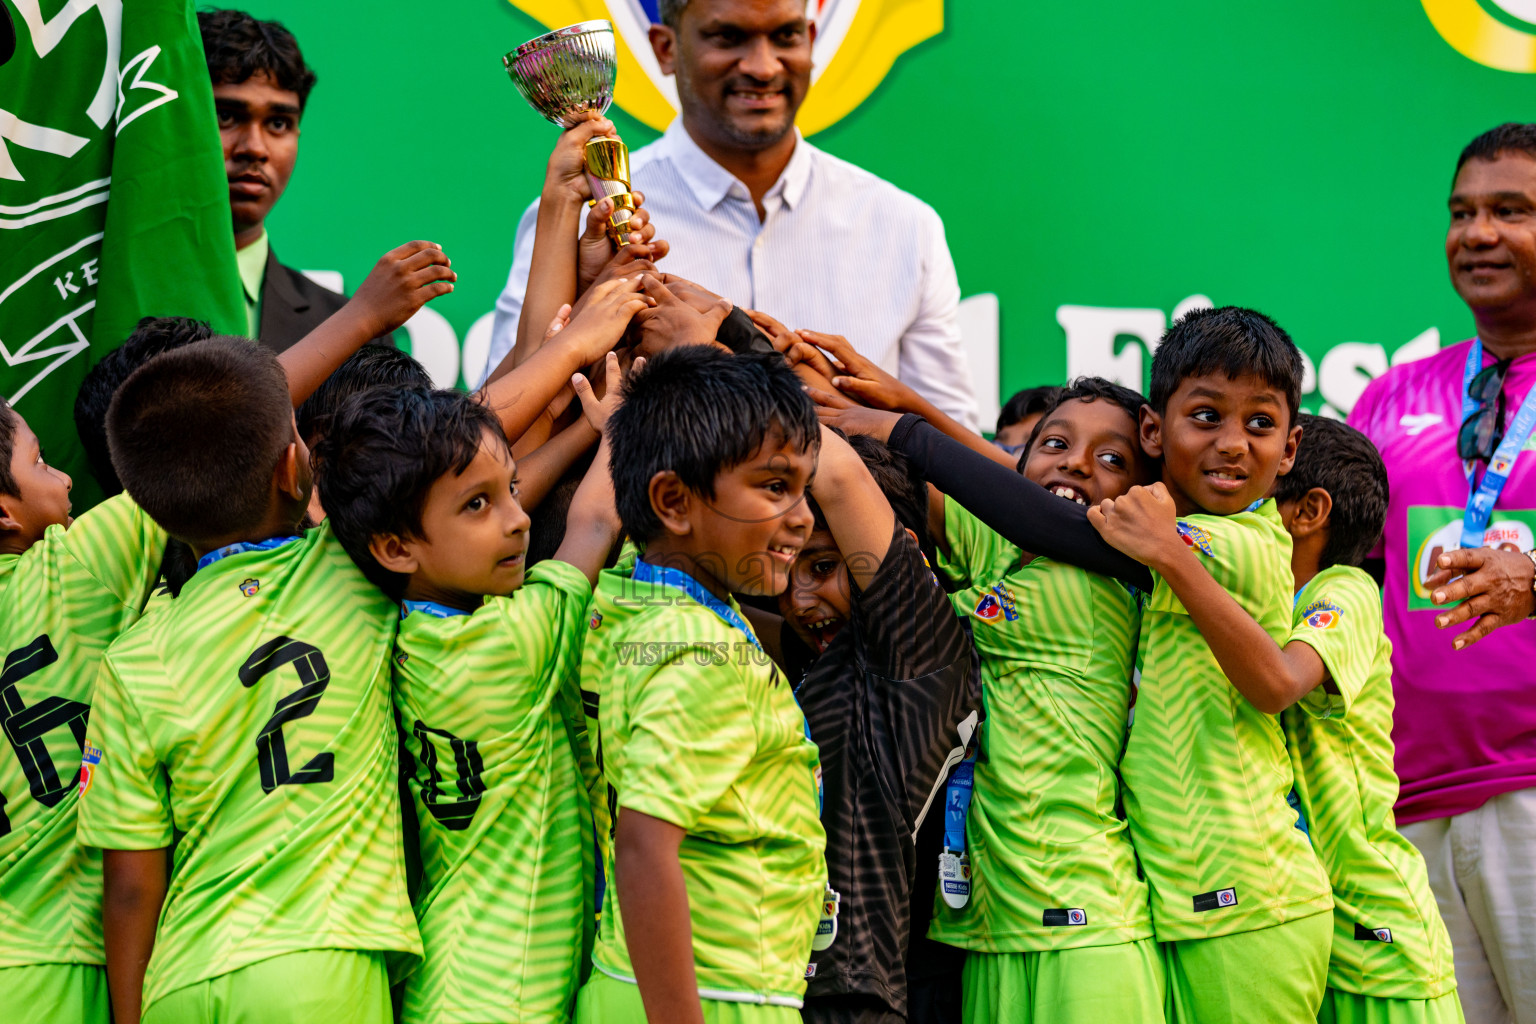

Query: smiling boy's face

[778,529,851,655]
[1143,373,1301,516]
[1020,397,1148,506]
[0,410,72,553]
[389,428,531,609]
[664,427,817,600]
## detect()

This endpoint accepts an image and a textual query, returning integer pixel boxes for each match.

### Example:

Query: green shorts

[575,970,802,1024]
[143,949,390,1024]
[0,963,107,1024]
[960,940,1166,1024]
[1317,987,1466,1024]
[1165,912,1332,1024]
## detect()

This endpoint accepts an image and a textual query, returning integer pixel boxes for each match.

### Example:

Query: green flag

[0,0,244,510]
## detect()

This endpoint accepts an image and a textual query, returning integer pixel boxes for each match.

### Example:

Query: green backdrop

[242,0,1533,420]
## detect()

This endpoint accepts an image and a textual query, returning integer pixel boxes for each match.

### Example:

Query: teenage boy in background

[926,379,1165,1024]
[315,359,623,1024]
[822,307,1334,1022]
[1093,415,1461,1024]
[0,243,449,1024]
[743,427,980,1024]
[578,347,826,1024]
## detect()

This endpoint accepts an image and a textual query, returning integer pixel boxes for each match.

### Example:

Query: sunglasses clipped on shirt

[1459,357,1514,464]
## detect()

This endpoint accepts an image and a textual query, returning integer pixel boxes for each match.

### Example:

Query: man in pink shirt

[1350,123,1536,1024]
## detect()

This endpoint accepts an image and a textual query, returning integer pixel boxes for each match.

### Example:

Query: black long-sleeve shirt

[887,415,1155,593]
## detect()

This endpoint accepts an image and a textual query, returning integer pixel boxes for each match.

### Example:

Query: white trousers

[1401,787,1536,1024]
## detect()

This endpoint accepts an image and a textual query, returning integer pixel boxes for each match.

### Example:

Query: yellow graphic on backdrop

[504,0,942,135]
[1423,0,1536,72]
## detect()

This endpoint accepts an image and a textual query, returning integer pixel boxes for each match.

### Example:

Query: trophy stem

[583,136,635,247]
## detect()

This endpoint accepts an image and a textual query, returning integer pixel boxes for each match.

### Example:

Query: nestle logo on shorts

[1193,887,1238,912]
[1042,908,1088,926]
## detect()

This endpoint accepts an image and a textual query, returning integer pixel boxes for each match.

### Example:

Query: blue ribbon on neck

[196,535,301,573]
[1460,339,1536,549]
[401,600,470,620]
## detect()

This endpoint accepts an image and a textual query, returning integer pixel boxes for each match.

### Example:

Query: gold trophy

[504,21,636,247]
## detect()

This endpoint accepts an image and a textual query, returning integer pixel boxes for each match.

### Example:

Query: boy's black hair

[314,385,504,599]
[808,433,931,556]
[1148,306,1303,423]
[74,316,214,496]
[106,338,293,545]
[1023,376,1148,457]
[0,400,16,499]
[296,345,432,445]
[198,8,317,108]
[1273,414,1388,570]
[996,385,1063,435]
[609,347,819,544]
[1455,123,1536,180]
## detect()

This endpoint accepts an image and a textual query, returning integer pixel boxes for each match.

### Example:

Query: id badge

[939,849,971,909]
[812,885,840,951]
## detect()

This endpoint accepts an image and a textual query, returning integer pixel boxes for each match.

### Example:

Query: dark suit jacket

[257,247,394,353]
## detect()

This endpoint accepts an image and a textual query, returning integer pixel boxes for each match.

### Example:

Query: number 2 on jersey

[239,637,334,793]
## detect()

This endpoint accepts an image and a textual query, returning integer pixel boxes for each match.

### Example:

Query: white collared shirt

[484,120,979,430]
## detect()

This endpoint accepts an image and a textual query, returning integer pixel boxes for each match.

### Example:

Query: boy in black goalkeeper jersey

[745,429,981,1024]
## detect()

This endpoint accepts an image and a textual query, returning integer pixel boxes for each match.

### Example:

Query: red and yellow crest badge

[1301,599,1342,631]
[504,0,942,134]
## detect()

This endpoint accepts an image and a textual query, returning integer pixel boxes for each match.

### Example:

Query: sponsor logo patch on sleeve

[78,742,104,797]
[1176,521,1215,556]
[1354,923,1394,943]
[1301,599,1342,630]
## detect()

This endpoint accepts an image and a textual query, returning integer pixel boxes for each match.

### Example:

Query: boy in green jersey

[577,346,827,1024]
[1095,415,1462,1023]
[925,379,1167,1024]
[315,353,625,1024]
[1,241,452,1024]
[73,332,447,1023]
[1080,308,1334,1023]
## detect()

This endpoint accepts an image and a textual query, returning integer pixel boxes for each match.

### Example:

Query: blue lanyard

[1460,339,1536,548]
[632,558,820,814]
[196,535,301,573]
[943,747,977,854]
[632,558,762,652]
[401,600,469,619]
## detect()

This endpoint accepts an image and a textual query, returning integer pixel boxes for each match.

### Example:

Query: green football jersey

[1284,565,1456,999]
[393,559,595,1024]
[0,495,165,970]
[76,526,420,1010]
[928,499,1151,952]
[1123,500,1332,941]
[587,561,826,1006]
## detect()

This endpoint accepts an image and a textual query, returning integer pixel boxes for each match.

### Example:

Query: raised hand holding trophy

[504,21,635,247]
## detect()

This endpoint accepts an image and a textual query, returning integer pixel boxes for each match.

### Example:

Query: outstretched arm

[103,847,170,1024]
[806,330,1016,470]
[278,240,455,406]
[848,414,1153,590]
[550,353,628,586]
[1089,483,1325,714]
[478,276,650,444]
[812,424,896,586]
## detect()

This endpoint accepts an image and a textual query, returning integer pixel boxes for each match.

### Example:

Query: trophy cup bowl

[504,21,636,246]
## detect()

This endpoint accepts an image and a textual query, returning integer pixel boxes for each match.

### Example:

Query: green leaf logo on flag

[0,0,244,510]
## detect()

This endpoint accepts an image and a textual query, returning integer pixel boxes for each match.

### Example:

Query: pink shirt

[1350,338,1536,823]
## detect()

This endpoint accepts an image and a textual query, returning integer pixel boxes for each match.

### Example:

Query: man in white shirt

[486,0,980,430]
